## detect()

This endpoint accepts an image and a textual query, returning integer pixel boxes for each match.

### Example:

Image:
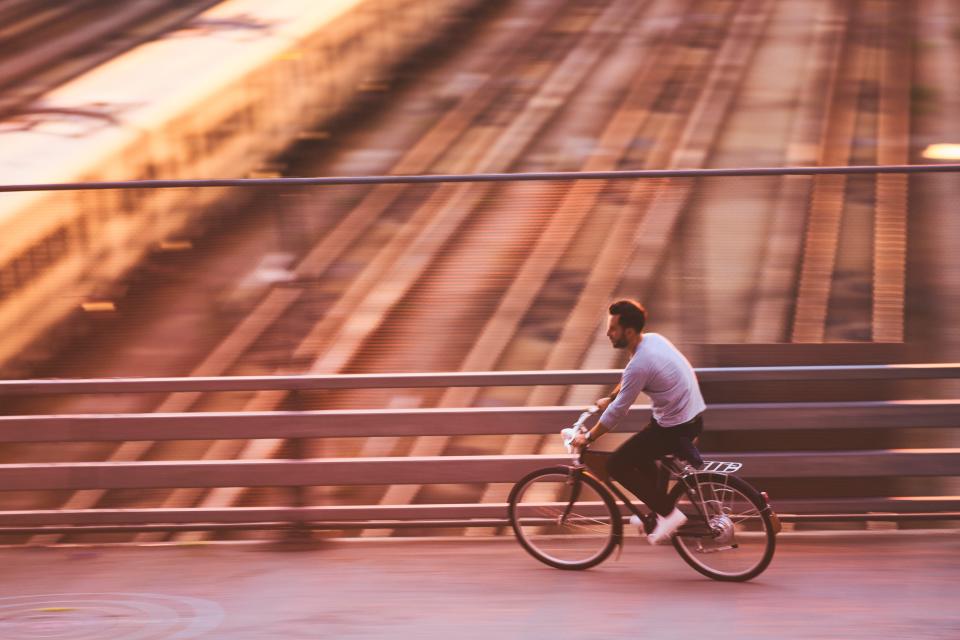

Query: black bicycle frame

[568,449,714,537]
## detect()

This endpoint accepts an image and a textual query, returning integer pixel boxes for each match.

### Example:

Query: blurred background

[0,0,959,544]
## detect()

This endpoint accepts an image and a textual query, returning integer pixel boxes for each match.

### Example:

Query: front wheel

[508,466,621,570]
[669,472,776,582]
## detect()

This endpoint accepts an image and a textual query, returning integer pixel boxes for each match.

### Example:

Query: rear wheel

[508,466,621,570]
[669,472,776,582]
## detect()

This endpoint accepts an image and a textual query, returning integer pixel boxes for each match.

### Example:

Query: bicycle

[507,407,780,581]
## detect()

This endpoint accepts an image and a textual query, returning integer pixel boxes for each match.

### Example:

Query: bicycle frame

[564,447,780,541]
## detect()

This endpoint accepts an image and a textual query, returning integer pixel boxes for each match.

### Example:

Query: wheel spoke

[728,508,761,525]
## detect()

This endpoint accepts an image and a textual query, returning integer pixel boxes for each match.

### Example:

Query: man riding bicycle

[571,299,706,544]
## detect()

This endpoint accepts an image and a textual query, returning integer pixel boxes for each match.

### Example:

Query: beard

[611,336,628,349]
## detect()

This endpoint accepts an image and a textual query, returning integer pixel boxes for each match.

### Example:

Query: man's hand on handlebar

[570,430,590,450]
[562,405,602,452]
[595,396,612,412]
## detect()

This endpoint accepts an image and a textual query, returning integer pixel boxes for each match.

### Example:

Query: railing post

[286,391,312,543]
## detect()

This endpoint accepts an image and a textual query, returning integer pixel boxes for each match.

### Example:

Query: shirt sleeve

[599,359,647,429]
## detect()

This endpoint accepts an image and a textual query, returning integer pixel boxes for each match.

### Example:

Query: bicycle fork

[559,467,584,526]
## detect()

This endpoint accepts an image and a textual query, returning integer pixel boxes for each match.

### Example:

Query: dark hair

[609,299,646,332]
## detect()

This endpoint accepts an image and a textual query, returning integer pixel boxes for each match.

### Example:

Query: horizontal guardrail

[0,401,958,442]
[1,513,958,535]
[3,497,960,528]
[1,450,958,492]
[0,364,957,535]
[1,363,958,395]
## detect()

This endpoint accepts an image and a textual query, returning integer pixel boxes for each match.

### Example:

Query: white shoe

[629,513,656,536]
[647,508,687,545]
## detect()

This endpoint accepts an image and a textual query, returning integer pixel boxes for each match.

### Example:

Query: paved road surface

[1,531,957,639]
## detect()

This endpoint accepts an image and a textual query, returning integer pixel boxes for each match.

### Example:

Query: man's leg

[607,425,674,516]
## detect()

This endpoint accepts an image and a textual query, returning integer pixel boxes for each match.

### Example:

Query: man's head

[607,299,646,350]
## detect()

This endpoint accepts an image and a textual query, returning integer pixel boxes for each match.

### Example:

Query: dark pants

[607,414,704,516]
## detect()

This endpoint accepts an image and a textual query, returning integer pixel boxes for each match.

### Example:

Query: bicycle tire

[508,466,622,570]
[669,472,776,582]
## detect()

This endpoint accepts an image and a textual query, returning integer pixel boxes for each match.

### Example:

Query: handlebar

[560,405,599,453]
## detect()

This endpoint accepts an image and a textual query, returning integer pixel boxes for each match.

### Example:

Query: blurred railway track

[871,1,910,343]
[792,0,911,343]
[747,1,850,342]
[0,0,222,119]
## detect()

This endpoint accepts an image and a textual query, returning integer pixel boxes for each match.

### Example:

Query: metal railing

[2,163,960,193]
[0,364,958,535]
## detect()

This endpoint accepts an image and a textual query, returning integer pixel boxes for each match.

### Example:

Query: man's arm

[573,366,646,448]
[574,383,623,449]
[585,367,645,444]
[595,383,621,412]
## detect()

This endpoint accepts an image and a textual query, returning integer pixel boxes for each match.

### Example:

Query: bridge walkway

[1,531,957,639]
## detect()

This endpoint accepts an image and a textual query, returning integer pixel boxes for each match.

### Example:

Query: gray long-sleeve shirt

[599,332,706,428]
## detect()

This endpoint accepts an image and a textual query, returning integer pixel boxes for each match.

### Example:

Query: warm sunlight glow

[921,143,960,160]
